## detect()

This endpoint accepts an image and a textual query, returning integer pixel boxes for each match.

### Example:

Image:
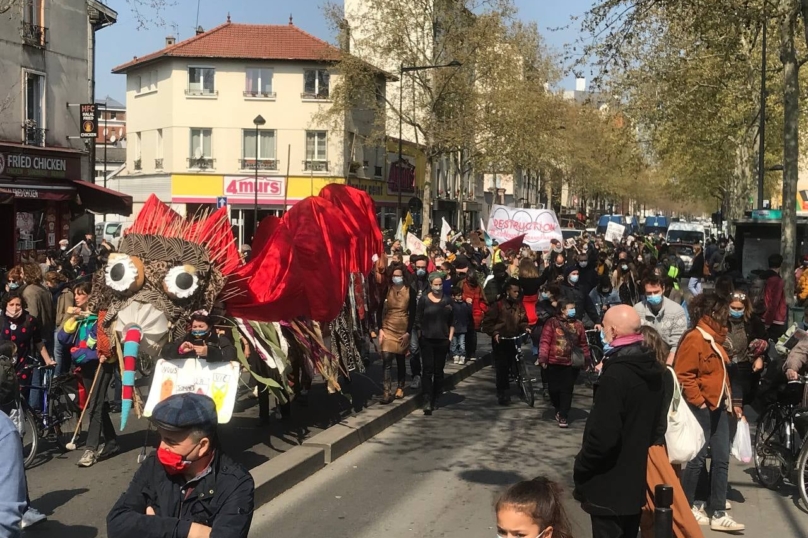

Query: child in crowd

[450,287,472,365]
[495,476,573,538]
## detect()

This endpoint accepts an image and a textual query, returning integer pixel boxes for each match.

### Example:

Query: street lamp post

[253,114,266,238]
[397,60,462,224]
[757,1,767,209]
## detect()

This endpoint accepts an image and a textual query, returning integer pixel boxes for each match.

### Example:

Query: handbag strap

[667,366,682,411]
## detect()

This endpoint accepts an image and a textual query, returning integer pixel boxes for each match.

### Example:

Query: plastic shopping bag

[731,417,753,463]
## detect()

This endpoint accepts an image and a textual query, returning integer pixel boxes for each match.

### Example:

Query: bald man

[573,304,664,538]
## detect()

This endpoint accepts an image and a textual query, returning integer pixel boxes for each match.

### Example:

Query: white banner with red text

[487,204,563,251]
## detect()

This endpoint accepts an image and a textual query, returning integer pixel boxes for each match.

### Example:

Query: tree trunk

[780,0,800,305]
[421,155,435,239]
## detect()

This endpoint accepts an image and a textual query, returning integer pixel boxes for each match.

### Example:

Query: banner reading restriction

[487,204,563,251]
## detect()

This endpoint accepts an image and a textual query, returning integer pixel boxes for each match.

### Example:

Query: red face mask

[157,444,197,475]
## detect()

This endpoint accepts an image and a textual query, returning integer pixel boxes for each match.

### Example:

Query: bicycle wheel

[51,390,81,452]
[797,441,808,510]
[518,359,535,408]
[21,405,38,469]
[754,405,787,489]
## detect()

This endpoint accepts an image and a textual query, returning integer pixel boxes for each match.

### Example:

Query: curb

[252,353,491,504]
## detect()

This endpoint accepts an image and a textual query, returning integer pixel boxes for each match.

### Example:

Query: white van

[665,222,706,246]
[95,221,132,249]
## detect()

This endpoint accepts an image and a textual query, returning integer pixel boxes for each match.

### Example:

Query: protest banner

[440,218,451,249]
[605,222,626,244]
[486,204,563,251]
[406,232,426,255]
[144,358,241,423]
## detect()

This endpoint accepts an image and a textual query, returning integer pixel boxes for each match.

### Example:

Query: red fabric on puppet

[318,184,383,274]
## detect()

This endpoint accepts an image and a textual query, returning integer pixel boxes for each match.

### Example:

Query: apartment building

[0,0,127,267]
[111,18,391,244]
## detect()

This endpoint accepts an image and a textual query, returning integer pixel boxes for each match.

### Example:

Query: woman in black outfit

[414,271,454,415]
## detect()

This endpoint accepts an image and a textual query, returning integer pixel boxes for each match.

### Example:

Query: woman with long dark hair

[377,263,416,404]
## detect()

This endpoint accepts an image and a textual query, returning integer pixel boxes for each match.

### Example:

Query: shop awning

[72,180,133,216]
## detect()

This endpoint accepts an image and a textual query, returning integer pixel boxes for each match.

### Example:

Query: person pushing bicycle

[482,279,528,406]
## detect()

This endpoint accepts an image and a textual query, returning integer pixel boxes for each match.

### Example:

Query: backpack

[0,344,19,408]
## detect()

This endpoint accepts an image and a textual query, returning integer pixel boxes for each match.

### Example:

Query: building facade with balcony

[111,19,391,245]
[0,0,129,268]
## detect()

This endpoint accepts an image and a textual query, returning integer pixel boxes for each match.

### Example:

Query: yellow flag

[403,212,413,238]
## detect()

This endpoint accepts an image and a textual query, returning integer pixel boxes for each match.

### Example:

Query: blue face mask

[541,292,551,300]
[646,294,663,306]
[392,276,404,285]
[729,309,744,319]
[191,329,207,337]
[600,329,613,353]
[569,275,579,284]
[567,308,576,319]
[416,268,426,277]
[8,282,20,290]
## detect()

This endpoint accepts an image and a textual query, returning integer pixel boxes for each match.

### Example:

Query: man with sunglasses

[107,393,254,538]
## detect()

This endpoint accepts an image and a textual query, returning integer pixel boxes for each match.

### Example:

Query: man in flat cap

[107,393,254,538]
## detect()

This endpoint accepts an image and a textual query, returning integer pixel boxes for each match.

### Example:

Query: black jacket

[107,451,254,538]
[573,343,664,516]
[161,332,237,363]
[576,264,599,296]
[560,282,601,326]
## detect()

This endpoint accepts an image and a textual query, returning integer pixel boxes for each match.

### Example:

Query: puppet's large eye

[163,265,199,299]
[105,254,145,294]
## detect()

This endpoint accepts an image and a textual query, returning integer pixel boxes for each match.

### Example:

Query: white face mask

[498,528,551,538]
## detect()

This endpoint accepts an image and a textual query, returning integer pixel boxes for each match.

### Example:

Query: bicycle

[15,358,82,468]
[584,329,604,388]
[501,335,534,407]
[753,372,808,508]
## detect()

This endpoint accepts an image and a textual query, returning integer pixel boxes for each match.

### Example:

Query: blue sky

[96,0,594,100]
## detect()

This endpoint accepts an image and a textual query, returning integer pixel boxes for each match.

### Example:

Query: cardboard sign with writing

[605,222,626,244]
[486,204,562,251]
[143,358,241,423]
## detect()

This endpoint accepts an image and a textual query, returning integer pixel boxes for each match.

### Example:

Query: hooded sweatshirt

[573,340,664,516]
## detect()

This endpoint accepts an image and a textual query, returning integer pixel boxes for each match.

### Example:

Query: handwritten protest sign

[486,205,562,251]
[605,222,626,244]
[144,358,241,423]
[406,232,425,254]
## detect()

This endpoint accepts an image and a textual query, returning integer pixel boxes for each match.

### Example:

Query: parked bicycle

[753,372,808,508]
[15,358,82,468]
[501,335,534,407]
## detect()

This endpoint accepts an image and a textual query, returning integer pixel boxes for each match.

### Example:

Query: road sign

[216,197,227,209]
[80,104,97,139]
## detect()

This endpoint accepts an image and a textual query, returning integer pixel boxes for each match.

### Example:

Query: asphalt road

[249,366,808,538]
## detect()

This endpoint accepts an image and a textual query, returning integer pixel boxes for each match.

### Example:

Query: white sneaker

[21,508,47,529]
[691,505,709,526]
[410,375,421,389]
[458,357,466,365]
[725,500,731,510]
[468,356,476,362]
[710,513,744,532]
[453,355,459,364]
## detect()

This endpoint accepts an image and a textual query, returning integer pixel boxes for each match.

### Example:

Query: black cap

[150,393,218,432]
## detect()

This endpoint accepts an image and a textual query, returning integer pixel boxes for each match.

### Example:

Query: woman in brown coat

[673,293,743,532]
[378,263,416,404]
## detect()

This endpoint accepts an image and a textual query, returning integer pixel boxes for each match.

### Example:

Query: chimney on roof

[289,14,293,26]
[166,36,176,47]
[195,25,204,35]
[338,19,351,53]
[227,13,231,23]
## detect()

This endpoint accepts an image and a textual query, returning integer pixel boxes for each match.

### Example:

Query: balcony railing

[185,88,218,97]
[133,159,142,171]
[154,158,163,169]
[240,158,278,171]
[303,160,329,172]
[21,22,47,48]
[243,91,276,99]
[187,157,215,169]
[24,124,46,147]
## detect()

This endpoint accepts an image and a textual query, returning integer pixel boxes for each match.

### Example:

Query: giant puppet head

[91,195,240,356]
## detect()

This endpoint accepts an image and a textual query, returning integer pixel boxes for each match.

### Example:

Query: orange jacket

[798,270,808,302]
[673,319,732,411]
[461,279,485,330]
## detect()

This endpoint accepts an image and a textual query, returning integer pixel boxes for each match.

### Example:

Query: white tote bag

[665,366,706,465]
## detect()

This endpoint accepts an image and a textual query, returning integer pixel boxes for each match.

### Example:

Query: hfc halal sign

[80,103,97,139]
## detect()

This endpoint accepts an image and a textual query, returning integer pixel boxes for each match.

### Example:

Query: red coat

[538,316,590,366]
[461,279,485,330]
[522,294,539,326]
[763,271,787,326]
